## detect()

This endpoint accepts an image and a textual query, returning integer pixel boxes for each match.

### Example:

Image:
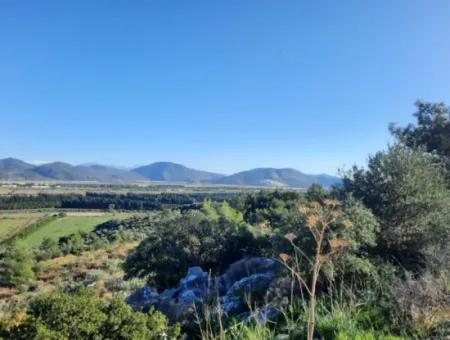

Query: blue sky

[1,1,450,175]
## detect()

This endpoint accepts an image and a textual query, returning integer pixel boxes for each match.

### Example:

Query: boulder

[126,257,282,325]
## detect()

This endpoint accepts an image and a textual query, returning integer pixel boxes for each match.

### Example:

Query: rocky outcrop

[126,257,282,325]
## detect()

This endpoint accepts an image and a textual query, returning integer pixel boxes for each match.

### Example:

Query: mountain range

[0,158,341,188]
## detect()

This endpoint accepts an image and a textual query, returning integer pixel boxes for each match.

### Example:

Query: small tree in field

[0,244,35,288]
[279,199,353,340]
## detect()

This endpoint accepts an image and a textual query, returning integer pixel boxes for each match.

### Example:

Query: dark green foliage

[390,101,450,177]
[1,288,180,339]
[306,183,327,202]
[324,195,380,282]
[58,232,86,255]
[0,244,35,288]
[0,191,238,210]
[124,210,270,290]
[242,190,304,229]
[343,144,449,271]
[35,237,62,261]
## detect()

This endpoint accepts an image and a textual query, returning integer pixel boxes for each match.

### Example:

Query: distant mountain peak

[0,157,341,187]
[132,162,224,183]
[213,167,341,188]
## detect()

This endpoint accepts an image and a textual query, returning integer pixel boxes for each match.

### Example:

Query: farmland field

[0,211,48,241]
[15,212,135,248]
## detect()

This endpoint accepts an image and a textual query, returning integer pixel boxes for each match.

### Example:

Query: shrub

[123,210,269,290]
[1,288,180,339]
[343,144,450,271]
[0,244,35,288]
[35,237,62,261]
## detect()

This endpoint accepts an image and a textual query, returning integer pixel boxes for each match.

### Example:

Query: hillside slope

[213,168,341,188]
[132,162,224,183]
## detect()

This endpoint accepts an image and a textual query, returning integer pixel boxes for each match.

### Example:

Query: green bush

[343,144,450,271]
[1,288,180,340]
[0,244,35,288]
[123,210,270,290]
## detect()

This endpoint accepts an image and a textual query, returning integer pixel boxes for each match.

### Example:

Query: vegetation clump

[0,288,180,339]
[0,102,449,339]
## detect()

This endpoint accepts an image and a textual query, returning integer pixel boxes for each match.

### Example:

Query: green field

[15,213,130,248]
[0,212,48,241]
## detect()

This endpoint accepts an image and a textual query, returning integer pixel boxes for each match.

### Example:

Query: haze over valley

[0,158,341,188]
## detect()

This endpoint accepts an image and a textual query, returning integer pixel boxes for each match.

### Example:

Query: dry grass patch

[38,241,140,281]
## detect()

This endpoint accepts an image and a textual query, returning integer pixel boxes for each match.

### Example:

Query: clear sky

[1,1,450,175]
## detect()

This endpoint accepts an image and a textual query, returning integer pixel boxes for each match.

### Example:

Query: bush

[123,210,269,290]
[35,237,62,261]
[0,244,35,288]
[343,144,450,271]
[1,288,180,339]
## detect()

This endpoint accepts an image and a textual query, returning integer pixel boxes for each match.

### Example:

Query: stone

[125,286,158,311]
[126,257,282,325]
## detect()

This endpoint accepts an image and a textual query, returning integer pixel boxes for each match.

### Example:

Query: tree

[123,211,266,290]
[0,244,35,288]
[306,183,327,202]
[343,144,450,271]
[390,100,450,180]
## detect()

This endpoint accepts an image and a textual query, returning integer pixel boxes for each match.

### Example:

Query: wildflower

[298,206,309,214]
[323,198,340,207]
[279,253,290,263]
[306,214,321,228]
[329,239,352,250]
[309,202,321,210]
[330,210,343,219]
[284,232,296,242]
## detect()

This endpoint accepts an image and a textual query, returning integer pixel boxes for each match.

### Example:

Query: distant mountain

[33,162,94,181]
[84,165,145,181]
[0,159,145,181]
[213,168,341,188]
[313,174,342,188]
[0,158,34,172]
[0,158,44,180]
[0,158,341,188]
[132,162,224,183]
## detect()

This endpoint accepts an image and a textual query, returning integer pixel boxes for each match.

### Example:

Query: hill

[82,165,145,181]
[0,158,340,187]
[0,158,44,180]
[0,159,145,182]
[132,162,223,183]
[213,168,341,188]
[33,162,96,181]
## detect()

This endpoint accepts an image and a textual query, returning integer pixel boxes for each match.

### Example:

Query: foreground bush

[0,288,180,340]
[344,144,450,271]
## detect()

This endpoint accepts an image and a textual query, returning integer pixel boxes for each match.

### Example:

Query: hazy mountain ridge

[0,158,341,188]
[132,162,224,183]
[0,159,144,181]
[213,168,341,188]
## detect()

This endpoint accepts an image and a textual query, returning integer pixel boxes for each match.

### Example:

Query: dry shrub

[391,271,450,333]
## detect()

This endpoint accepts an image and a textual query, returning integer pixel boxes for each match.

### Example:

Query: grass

[16,212,133,248]
[0,212,48,241]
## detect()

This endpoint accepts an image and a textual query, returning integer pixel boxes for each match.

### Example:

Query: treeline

[0,192,238,210]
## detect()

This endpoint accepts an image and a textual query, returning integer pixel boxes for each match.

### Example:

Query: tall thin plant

[279,199,353,340]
